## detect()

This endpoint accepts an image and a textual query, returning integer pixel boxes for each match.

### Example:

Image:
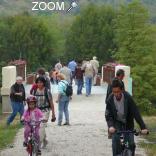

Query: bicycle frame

[24,121,42,156]
[117,130,139,156]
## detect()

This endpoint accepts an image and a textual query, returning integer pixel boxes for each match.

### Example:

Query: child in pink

[22,95,43,154]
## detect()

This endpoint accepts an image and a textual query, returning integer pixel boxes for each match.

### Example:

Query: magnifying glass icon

[67,1,78,12]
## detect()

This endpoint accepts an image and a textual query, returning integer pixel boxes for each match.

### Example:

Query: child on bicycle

[22,95,43,155]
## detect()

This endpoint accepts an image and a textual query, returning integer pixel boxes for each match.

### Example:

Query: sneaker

[43,139,48,148]
[23,141,27,147]
[58,123,62,126]
[20,120,24,125]
[63,122,70,126]
[37,149,41,155]
[6,121,10,126]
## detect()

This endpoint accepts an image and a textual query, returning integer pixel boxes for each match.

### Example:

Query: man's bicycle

[24,120,43,156]
[116,130,142,156]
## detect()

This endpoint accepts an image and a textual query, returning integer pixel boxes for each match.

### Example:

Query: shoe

[58,123,62,126]
[6,121,10,126]
[37,149,41,155]
[23,141,27,147]
[20,120,24,125]
[63,122,70,126]
[43,139,48,148]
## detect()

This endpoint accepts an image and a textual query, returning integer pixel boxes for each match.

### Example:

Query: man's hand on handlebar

[109,127,116,134]
[141,129,149,135]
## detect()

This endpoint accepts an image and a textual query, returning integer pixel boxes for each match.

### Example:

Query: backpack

[61,81,73,97]
[84,62,95,76]
[31,88,51,109]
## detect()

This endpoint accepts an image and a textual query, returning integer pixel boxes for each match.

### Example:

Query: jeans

[7,101,24,125]
[112,133,135,156]
[76,79,83,95]
[85,77,93,96]
[58,95,70,124]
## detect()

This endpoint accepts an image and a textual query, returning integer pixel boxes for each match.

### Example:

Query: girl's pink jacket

[23,108,43,121]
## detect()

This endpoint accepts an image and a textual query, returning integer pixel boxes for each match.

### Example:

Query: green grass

[0,103,2,115]
[0,113,22,150]
[140,117,156,156]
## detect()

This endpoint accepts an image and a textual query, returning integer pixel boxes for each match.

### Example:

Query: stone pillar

[1,66,16,113]
[115,65,132,95]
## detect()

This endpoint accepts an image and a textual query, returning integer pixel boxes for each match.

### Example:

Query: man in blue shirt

[68,59,77,83]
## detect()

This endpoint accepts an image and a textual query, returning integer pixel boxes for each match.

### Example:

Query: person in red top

[30,83,38,95]
[75,60,84,95]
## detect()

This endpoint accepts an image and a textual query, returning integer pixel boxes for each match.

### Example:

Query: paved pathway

[0,84,146,156]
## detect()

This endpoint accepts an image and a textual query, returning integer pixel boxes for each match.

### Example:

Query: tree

[66,5,116,64]
[0,15,56,71]
[115,1,156,113]
[114,0,152,66]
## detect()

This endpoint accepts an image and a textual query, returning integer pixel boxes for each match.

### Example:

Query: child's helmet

[26,95,37,104]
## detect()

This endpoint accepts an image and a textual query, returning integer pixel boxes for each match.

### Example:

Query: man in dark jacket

[105,79,148,156]
[105,69,125,103]
[7,76,26,125]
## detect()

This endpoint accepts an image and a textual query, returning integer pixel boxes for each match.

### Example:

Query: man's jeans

[112,133,135,156]
[7,101,24,125]
[58,95,70,124]
[85,77,93,96]
[76,79,83,95]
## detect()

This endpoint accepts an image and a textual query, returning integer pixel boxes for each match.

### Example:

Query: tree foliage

[114,1,151,66]
[66,5,116,63]
[114,1,156,113]
[0,15,56,71]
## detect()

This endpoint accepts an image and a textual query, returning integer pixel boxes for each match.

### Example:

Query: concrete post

[1,66,16,113]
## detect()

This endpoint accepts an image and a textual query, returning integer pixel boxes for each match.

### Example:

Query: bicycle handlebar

[23,120,46,126]
[117,130,149,136]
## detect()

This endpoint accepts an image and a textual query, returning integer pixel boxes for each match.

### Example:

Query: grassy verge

[0,110,22,150]
[140,116,156,156]
[0,102,2,115]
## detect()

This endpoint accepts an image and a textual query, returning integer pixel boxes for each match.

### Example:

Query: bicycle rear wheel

[122,149,132,156]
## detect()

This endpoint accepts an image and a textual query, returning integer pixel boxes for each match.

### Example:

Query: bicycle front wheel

[27,143,33,156]
[122,149,132,156]
[32,143,39,156]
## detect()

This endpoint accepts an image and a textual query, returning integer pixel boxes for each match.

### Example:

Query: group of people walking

[50,56,99,96]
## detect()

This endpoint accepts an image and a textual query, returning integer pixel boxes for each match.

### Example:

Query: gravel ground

[0,85,146,156]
